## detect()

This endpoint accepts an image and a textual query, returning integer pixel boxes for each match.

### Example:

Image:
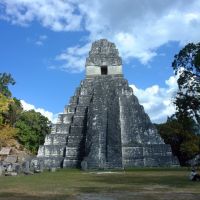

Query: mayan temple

[34,39,178,169]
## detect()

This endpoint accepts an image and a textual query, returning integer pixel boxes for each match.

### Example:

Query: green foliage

[172,42,200,127]
[157,117,200,166]
[0,125,18,148]
[0,93,22,129]
[0,73,20,148]
[15,110,51,154]
[0,72,51,154]
[0,94,12,126]
[0,73,20,126]
[3,97,23,126]
[0,73,15,97]
[159,42,200,166]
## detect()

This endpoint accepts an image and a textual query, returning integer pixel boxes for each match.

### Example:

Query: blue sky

[0,0,200,123]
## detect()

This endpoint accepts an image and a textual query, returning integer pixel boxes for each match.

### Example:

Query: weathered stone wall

[86,65,122,76]
[108,65,122,75]
[85,39,123,76]
[86,66,101,76]
[83,77,123,169]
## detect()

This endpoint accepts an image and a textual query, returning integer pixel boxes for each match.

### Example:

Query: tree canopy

[15,110,51,154]
[0,73,15,97]
[172,42,200,128]
[157,42,200,166]
[157,117,200,166]
[0,72,51,154]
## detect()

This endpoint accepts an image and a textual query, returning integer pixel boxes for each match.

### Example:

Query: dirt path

[77,192,200,200]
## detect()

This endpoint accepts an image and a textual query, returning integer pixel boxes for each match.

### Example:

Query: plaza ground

[0,168,199,200]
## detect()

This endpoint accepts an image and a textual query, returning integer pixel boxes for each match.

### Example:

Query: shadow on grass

[1,191,200,200]
[0,193,75,200]
[77,192,200,200]
[79,174,196,191]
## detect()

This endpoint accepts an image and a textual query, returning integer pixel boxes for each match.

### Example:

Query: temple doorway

[101,66,108,75]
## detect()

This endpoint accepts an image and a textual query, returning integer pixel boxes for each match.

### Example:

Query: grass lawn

[0,168,199,200]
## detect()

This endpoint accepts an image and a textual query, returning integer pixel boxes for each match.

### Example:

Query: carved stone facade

[85,39,123,76]
[33,39,178,169]
[86,39,122,66]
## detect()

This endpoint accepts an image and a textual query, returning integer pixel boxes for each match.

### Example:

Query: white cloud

[0,0,82,31]
[54,43,90,73]
[77,0,200,67]
[57,0,200,72]
[130,75,178,123]
[35,34,47,46]
[26,34,48,46]
[1,0,200,71]
[20,100,58,123]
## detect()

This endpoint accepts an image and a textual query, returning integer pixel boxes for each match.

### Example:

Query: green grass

[0,168,199,200]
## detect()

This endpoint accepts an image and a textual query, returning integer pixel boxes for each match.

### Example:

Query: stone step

[37,145,66,157]
[80,87,93,96]
[64,105,76,114]
[51,124,70,134]
[75,106,88,115]
[69,126,84,136]
[69,96,79,105]
[74,87,81,96]
[65,147,79,156]
[57,113,74,124]
[34,156,64,168]
[44,134,68,145]
[122,159,144,167]
[122,145,172,159]
[72,116,85,126]
[67,135,83,144]
[122,156,175,168]
[62,113,74,124]
[82,161,122,170]
[63,147,81,162]
[77,95,91,105]
[67,141,82,147]
[63,159,79,168]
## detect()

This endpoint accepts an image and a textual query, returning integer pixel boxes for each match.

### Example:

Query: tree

[172,43,200,128]
[0,73,15,97]
[0,93,13,125]
[0,72,51,154]
[0,73,20,148]
[15,110,51,154]
[0,73,20,126]
[3,98,23,126]
[157,43,200,166]
[157,117,200,166]
[0,125,18,148]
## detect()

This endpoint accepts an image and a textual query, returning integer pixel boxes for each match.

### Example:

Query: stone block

[72,116,85,126]
[44,134,67,145]
[63,159,78,168]
[75,106,88,115]
[54,124,70,134]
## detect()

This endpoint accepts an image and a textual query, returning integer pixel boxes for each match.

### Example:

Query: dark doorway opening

[101,66,108,75]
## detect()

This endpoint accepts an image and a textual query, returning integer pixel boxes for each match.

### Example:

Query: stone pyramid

[35,39,178,169]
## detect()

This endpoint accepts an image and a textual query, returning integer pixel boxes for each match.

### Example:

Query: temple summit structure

[34,39,178,169]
